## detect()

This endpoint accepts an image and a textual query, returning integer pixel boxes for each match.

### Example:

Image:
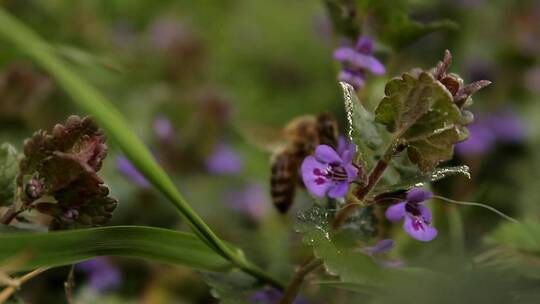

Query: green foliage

[203,271,258,304]
[359,0,457,50]
[0,225,232,272]
[296,206,382,284]
[323,0,360,40]
[372,165,470,197]
[0,143,19,205]
[340,82,386,169]
[375,72,466,171]
[486,221,540,253]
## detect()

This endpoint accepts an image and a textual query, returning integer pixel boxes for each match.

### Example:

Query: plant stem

[0,206,23,225]
[279,257,323,304]
[332,143,397,229]
[0,267,49,303]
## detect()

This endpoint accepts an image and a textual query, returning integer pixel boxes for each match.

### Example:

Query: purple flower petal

[487,110,526,143]
[365,239,395,255]
[455,120,496,156]
[76,257,121,293]
[403,216,438,242]
[153,116,174,140]
[301,156,331,197]
[328,182,349,198]
[226,183,269,220]
[385,202,406,222]
[206,143,244,175]
[116,155,150,188]
[406,188,433,204]
[314,145,342,164]
[344,163,359,183]
[338,70,366,90]
[334,48,385,75]
[419,204,432,224]
[356,36,374,54]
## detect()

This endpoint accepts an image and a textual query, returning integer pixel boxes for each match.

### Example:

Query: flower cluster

[301,137,358,198]
[385,188,437,242]
[333,36,385,90]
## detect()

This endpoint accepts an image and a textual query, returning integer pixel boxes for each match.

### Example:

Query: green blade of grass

[0,225,231,272]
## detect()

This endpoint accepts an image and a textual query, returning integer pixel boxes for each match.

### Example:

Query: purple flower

[249,288,308,304]
[456,109,526,157]
[333,36,385,90]
[301,141,358,199]
[226,183,269,220]
[362,239,395,255]
[205,143,244,175]
[148,19,185,50]
[76,257,121,293]
[153,116,174,141]
[116,155,150,188]
[385,188,437,242]
[361,239,404,268]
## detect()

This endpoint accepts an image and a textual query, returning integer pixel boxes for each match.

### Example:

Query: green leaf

[323,0,360,40]
[314,280,380,296]
[361,0,458,50]
[372,165,470,197]
[340,82,384,151]
[378,13,457,50]
[0,143,19,205]
[0,226,232,272]
[485,221,540,253]
[375,72,464,171]
[295,207,382,284]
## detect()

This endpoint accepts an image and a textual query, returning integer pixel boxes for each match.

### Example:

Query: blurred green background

[1,0,540,303]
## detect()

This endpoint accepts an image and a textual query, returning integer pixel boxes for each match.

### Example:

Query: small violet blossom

[333,36,385,90]
[76,257,121,293]
[361,239,404,268]
[116,155,150,188]
[456,109,526,157]
[226,183,269,220]
[249,288,308,304]
[301,138,358,199]
[385,188,438,242]
[153,116,175,141]
[205,143,244,175]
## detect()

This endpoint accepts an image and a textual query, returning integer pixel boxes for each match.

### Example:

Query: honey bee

[269,113,339,213]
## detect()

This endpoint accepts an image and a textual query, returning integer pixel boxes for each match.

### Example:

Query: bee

[268,113,339,213]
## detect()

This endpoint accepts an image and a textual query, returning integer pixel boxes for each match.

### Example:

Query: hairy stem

[332,143,397,229]
[279,257,323,304]
[0,267,49,303]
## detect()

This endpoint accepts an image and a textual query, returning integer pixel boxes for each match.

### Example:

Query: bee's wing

[237,123,288,152]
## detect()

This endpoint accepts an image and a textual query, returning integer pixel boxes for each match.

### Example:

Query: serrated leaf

[0,143,19,205]
[375,72,464,171]
[295,207,382,284]
[0,226,231,272]
[372,165,470,197]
